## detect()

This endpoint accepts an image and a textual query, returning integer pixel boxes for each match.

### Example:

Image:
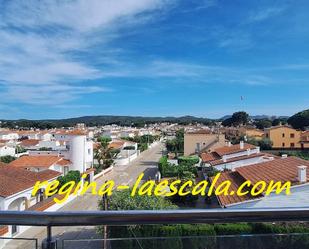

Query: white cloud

[0,0,169,105]
[248,6,286,22]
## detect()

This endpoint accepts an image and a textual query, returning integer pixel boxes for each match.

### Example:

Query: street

[5,142,164,249]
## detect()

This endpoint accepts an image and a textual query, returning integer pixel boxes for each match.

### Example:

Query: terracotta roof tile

[214,143,256,157]
[9,155,64,168]
[236,156,309,186]
[210,171,262,207]
[20,139,40,147]
[56,159,71,166]
[108,141,125,149]
[201,152,220,162]
[0,165,61,197]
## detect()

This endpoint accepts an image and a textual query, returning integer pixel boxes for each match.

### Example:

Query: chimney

[298,166,307,183]
[240,141,244,149]
[256,146,260,154]
[281,154,288,159]
[228,141,232,147]
[223,155,227,162]
[247,148,251,156]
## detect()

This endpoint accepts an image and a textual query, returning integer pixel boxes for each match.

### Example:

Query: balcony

[1,208,309,249]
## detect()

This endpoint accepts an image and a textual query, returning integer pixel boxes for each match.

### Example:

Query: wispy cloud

[0,0,169,105]
[248,6,287,22]
[97,59,275,86]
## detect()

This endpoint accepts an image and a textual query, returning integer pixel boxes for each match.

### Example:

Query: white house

[108,139,139,166]
[14,134,93,174]
[0,163,61,248]
[0,131,19,140]
[0,144,15,157]
[201,141,273,171]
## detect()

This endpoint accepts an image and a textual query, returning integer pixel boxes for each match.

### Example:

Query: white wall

[223,147,260,160]
[228,184,309,209]
[0,146,15,157]
[0,133,19,140]
[214,156,270,171]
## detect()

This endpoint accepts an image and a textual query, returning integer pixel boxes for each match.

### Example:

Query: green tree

[57,170,81,187]
[288,109,309,130]
[254,119,272,129]
[165,129,184,155]
[94,140,119,173]
[0,155,16,163]
[272,118,282,126]
[246,137,273,150]
[222,111,249,127]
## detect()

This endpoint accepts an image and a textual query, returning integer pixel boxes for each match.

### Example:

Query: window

[88,148,91,155]
[290,143,295,148]
[290,133,295,138]
[282,133,285,138]
[282,142,285,147]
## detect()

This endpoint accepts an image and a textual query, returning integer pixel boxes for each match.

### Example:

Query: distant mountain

[0,115,214,129]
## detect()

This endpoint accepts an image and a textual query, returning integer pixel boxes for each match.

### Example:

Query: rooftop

[210,156,309,206]
[0,164,61,197]
[9,155,68,168]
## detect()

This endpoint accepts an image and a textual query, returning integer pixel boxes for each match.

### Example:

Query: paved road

[5,142,164,249]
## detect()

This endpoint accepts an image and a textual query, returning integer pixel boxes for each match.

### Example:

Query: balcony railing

[1,208,309,249]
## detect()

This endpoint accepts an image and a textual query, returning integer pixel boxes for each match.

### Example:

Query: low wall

[93,166,113,180]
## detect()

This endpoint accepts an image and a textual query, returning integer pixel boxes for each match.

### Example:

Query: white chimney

[298,165,307,183]
[240,141,244,149]
[256,146,260,154]
[247,148,251,156]
[223,155,227,162]
[228,141,232,147]
[281,154,288,159]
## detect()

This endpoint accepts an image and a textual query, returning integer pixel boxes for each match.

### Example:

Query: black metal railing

[1,208,309,249]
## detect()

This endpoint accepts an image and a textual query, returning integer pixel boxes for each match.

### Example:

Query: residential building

[301,131,309,149]
[201,141,273,171]
[264,125,309,149]
[9,155,71,174]
[0,144,15,157]
[184,130,225,156]
[245,128,264,140]
[10,134,93,174]
[0,163,61,243]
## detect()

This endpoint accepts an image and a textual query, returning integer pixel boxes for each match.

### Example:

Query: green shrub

[215,223,253,235]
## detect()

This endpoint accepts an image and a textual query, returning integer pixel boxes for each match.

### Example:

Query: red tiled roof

[201,152,220,162]
[236,156,309,186]
[210,156,309,206]
[108,141,125,149]
[9,155,64,168]
[20,139,40,147]
[0,165,61,197]
[56,159,71,166]
[186,129,211,134]
[54,129,86,136]
[210,171,262,207]
[214,143,256,157]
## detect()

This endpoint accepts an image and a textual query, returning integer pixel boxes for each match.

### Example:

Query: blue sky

[0,0,308,119]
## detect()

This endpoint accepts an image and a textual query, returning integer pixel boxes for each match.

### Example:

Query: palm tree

[94,140,119,172]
